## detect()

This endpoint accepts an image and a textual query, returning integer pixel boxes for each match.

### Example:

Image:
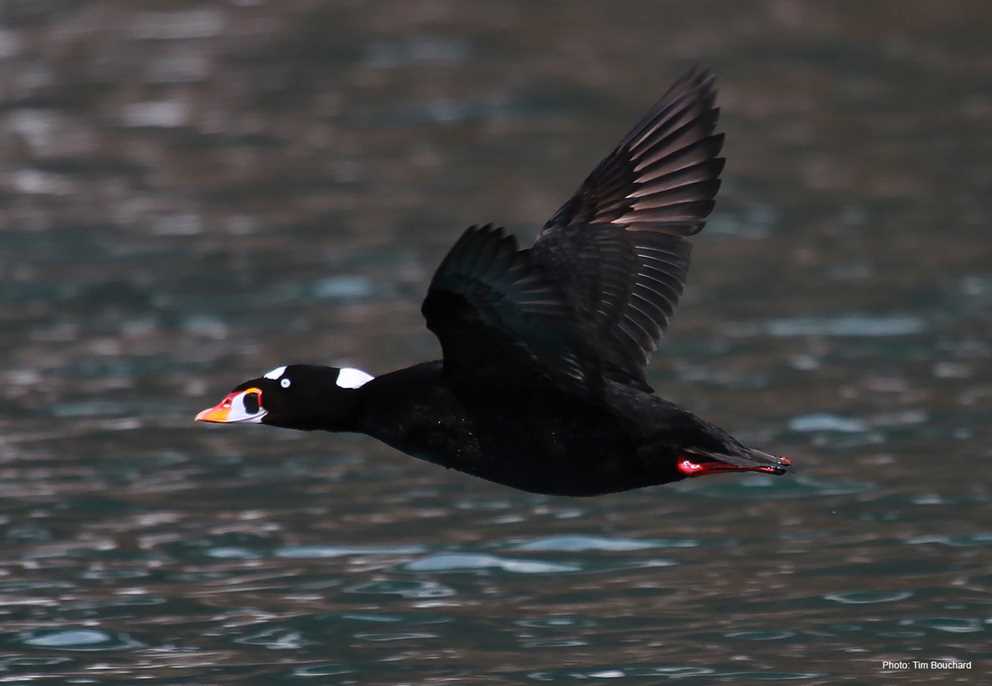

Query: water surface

[1,1,990,683]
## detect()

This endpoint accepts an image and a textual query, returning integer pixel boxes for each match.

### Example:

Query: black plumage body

[355,361,758,496]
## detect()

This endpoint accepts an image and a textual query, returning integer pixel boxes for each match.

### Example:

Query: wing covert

[422,225,600,393]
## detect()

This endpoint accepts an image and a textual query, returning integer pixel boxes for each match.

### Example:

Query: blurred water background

[1,1,990,683]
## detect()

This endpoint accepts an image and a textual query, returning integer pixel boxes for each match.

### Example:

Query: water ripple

[527,666,827,681]
[275,544,426,558]
[765,315,926,337]
[234,627,309,649]
[823,591,914,604]
[291,664,356,677]
[17,628,143,651]
[346,580,456,599]
[915,617,984,633]
[905,533,992,547]
[405,553,580,574]
[725,630,796,641]
[511,535,697,552]
[353,631,438,642]
[788,413,867,433]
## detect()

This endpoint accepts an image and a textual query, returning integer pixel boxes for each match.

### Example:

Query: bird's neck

[317,388,365,432]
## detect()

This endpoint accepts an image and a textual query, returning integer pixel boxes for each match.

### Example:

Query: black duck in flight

[196,67,792,496]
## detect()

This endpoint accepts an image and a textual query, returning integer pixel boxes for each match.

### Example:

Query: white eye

[280,378,291,388]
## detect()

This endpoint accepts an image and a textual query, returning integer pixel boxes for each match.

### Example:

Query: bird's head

[195,365,374,431]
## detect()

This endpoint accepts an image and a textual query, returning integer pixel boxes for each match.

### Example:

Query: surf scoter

[196,67,791,496]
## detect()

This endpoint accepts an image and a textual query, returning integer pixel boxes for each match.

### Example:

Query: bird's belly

[396,405,655,496]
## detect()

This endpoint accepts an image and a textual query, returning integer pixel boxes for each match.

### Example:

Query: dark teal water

[1,2,990,683]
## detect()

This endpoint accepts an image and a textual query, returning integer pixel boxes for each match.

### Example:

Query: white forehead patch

[263,366,287,380]
[336,367,374,389]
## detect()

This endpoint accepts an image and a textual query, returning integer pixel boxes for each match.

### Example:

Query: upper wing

[542,66,724,235]
[421,224,601,394]
[533,67,724,389]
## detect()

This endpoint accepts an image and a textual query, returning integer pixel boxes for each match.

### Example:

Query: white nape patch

[336,367,374,389]
[263,365,287,380]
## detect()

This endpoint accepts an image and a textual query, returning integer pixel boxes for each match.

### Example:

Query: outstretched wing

[542,66,723,234]
[533,67,724,390]
[422,225,600,393]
